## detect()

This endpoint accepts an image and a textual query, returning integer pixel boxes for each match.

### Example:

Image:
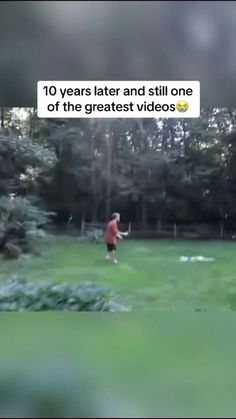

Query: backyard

[2,236,236,311]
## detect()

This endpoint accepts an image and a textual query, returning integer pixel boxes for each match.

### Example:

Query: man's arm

[112,223,128,239]
[117,230,129,238]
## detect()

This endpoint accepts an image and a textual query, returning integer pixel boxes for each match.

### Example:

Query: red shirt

[105,220,119,244]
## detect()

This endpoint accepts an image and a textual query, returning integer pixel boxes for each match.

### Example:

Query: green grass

[1,236,236,311]
[1,314,236,417]
[2,239,236,417]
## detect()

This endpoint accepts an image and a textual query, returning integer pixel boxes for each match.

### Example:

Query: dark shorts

[106,243,116,252]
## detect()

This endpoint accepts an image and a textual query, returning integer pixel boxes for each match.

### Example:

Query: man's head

[112,212,120,222]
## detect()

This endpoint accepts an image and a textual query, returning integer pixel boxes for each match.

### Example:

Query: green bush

[3,242,22,259]
[0,277,130,312]
[0,196,54,257]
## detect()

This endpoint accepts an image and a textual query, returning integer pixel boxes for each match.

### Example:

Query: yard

[1,236,236,311]
[1,237,236,416]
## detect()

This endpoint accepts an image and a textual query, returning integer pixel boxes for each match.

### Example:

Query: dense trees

[1,107,236,235]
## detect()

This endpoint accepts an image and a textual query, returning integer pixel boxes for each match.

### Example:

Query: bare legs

[106,251,118,264]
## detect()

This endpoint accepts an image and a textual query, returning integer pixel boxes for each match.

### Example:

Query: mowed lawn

[1,236,236,311]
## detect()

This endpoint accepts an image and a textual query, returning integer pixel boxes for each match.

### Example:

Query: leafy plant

[0,277,130,312]
[3,242,22,259]
[0,196,54,257]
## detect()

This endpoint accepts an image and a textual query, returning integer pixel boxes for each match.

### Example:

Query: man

[104,213,128,264]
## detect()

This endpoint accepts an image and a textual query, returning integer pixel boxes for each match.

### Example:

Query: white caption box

[37,81,200,118]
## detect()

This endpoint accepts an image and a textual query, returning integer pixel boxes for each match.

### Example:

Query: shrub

[0,196,54,257]
[0,277,130,312]
[3,242,22,259]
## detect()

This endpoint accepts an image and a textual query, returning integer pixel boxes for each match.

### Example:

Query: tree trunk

[1,107,4,128]
[92,201,98,223]
[141,199,147,229]
[168,120,175,149]
[90,133,98,222]
[182,119,188,155]
[105,129,113,220]
[29,107,38,137]
[157,218,162,231]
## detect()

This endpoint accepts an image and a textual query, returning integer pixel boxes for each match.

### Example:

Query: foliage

[3,242,22,259]
[0,276,130,312]
[2,108,236,229]
[37,110,236,228]
[0,131,56,195]
[0,196,53,257]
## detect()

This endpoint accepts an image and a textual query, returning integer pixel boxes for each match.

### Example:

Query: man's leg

[105,244,118,263]
[110,249,118,264]
[106,244,112,260]
[106,252,111,260]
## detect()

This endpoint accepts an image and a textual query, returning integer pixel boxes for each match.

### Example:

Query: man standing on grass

[105,212,128,264]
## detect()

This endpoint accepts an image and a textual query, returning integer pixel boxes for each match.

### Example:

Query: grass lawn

[1,238,236,415]
[1,236,236,311]
[1,314,236,417]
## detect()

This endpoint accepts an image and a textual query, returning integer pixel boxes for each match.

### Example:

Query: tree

[1,107,236,231]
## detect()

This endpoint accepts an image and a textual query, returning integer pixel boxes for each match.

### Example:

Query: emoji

[176,100,189,113]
